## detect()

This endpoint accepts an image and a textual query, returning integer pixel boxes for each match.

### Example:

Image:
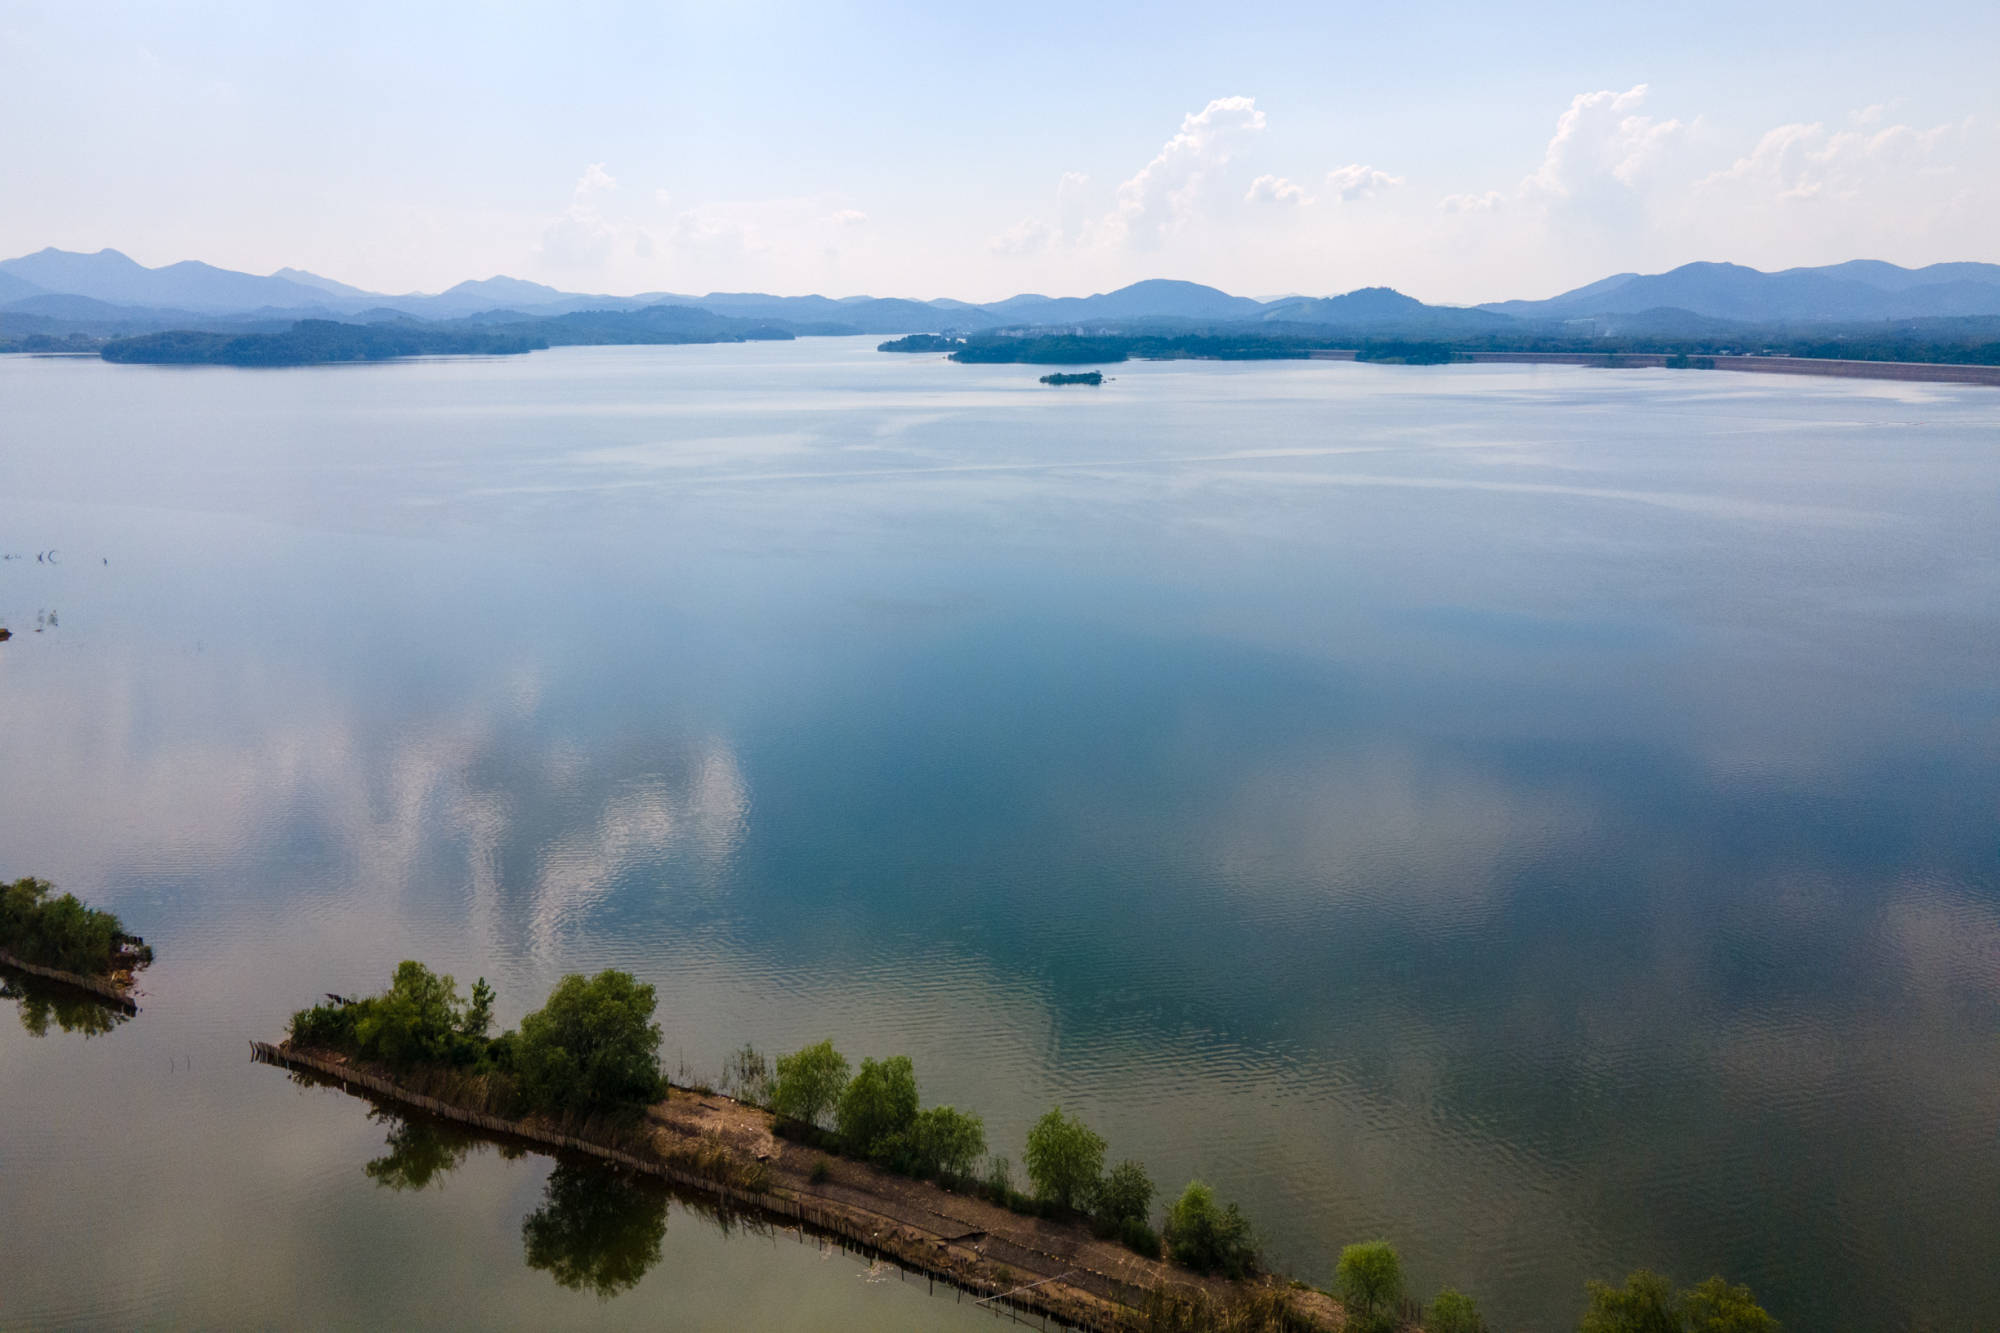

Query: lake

[1,339,1996,1330]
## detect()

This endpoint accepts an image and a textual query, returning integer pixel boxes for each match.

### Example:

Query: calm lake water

[2,340,1996,1331]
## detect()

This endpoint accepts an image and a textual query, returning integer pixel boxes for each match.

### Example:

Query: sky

[3,0,1998,304]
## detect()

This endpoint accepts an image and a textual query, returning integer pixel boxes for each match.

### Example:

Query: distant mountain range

[5,246,2000,341]
[1480,259,2000,323]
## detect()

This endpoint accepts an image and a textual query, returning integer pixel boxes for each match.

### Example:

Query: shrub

[1024,1106,1106,1212]
[836,1054,920,1161]
[1097,1158,1156,1227]
[1164,1181,1257,1278]
[1579,1270,1680,1333]
[725,1043,771,1105]
[1428,1287,1482,1333]
[909,1104,986,1180]
[290,961,491,1068]
[1335,1241,1405,1330]
[1680,1276,1778,1333]
[514,970,666,1114]
[770,1039,850,1129]
[485,1029,516,1071]
[1118,1216,1163,1258]
[0,877,135,976]
[289,998,359,1048]
[983,1154,1014,1196]
[354,961,482,1066]
[1579,1272,1778,1333]
[809,1157,832,1184]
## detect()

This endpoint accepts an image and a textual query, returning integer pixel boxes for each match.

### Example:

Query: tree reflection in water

[522,1163,670,1300]
[362,1109,480,1191]
[0,969,129,1038]
[353,1107,670,1299]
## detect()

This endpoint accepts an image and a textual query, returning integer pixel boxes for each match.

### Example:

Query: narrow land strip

[253,1041,1341,1332]
[0,947,138,1011]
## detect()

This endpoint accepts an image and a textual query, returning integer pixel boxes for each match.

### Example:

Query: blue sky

[4,0,1996,301]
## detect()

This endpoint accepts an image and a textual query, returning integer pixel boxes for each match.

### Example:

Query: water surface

[2,341,1996,1330]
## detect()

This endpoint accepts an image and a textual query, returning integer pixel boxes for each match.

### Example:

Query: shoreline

[0,947,139,1012]
[253,1040,1340,1331]
[1303,347,2000,385]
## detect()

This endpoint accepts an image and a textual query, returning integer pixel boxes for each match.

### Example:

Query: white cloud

[824,208,868,226]
[989,170,1091,257]
[1678,115,1991,263]
[989,216,1055,256]
[1701,119,1962,202]
[1325,163,1404,202]
[662,208,761,261]
[1107,95,1268,248]
[537,162,620,269]
[1056,170,1091,242]
[1438,190,1505,214]
[1423,84,2000,298]
[1523,85,1682,199]
[1246,173,1311,206]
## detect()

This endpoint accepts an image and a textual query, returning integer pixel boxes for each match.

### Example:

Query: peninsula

[96,306,793,367]
[915,331,2000,385]
[263,961,1777,1332]
[0,876,151,1012]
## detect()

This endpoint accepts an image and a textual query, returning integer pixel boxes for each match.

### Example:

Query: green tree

[1163,1180,1257,1278]
[353,961,472,1065]
[522,1163,669,1299]
[1428,1287,1483,1333]
[514,970,665,1113]
[770,1039,850,1129]
[463,977,496,1039]
[908,1105,986,1179]
[836,1054,920,1160]
[0,877,134,975]
[1682,1277,1778,1333]
[1024,1106,1106,1211]
[1336,1241,1406,1329]
[1097,1159,1156,1226]
[1580,1270,1681,1333]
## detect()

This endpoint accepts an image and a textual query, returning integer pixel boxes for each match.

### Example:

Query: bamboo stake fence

[0,948,138,1011]
[250,1041,1147,1331]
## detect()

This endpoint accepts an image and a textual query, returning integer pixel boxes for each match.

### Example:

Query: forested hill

[98,305,793,366]
[101,321,546,366]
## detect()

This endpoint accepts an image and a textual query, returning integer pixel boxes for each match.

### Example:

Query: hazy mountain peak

[1482,258,2000,323]
[443,275,568,299]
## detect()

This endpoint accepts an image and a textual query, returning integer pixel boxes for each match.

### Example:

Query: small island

[0,876,152,1011]
[1040,371,1103,386]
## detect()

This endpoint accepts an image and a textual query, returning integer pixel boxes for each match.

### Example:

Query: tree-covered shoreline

[918,326,2000,369]
[0,876,151,978]
[96,305,796,367]
[281,960,1780,1331]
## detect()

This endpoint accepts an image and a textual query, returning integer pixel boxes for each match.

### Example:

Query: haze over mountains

[5,246,2000,340]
